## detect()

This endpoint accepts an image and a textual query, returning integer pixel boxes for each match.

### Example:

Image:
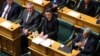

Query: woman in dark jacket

[39,8,58,41]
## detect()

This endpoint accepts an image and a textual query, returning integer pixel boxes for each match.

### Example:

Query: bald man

[72,28,98,56]
[0,0,21,21]
[19,2,41,54]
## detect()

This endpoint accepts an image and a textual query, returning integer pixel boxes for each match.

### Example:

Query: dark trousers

[20,33,28,54]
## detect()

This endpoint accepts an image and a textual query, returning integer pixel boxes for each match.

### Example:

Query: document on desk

[40,39,54,47]
[32,36,45,44]
[0,21,11,28]
[34,0,42,4]
[67,11,80,18]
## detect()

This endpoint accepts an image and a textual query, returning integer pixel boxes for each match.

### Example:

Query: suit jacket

[72,33,98,55]
[0,0,5,10]
[0,1,21,21]
[41,16,58,40]
[50,0,65,7]
[77,1,96,17]
[20,9,41,31]
[66,0,81,9]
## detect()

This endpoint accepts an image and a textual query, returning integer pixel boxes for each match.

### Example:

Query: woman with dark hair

[39,8,58,41]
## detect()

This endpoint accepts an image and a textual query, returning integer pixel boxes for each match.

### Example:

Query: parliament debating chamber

[0,0,100,56]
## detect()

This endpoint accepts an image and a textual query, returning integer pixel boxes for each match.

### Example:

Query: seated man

[0,0,21,21]
[76,0,96,17]
[19,2,41,54]
[96,14,100,24]
[39,8,58,41]
[65,0,80,9]
[72,28,98,56]
[49,0,65,12]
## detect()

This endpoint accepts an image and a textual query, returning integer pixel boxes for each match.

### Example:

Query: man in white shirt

[0,0,21,21]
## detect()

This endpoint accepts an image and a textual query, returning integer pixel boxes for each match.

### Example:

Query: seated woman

[39,8,58,41]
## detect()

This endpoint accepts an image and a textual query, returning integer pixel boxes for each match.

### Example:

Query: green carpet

[0,52,10,56]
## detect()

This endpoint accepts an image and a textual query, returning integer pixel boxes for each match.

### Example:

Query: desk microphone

[42,2,44,5]
[80,14,82,19]
[61,8,63,12]
[10,22,13,29]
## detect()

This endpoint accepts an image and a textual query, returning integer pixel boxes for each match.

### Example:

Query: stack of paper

[32,36,55,47]
[0,21,11,28]
[32,36,44,44]
[67,11,80,18]
[34,0,42,4]
[40,39,54,47]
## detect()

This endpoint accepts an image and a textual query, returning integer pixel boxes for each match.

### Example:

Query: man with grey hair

[72,28,98,56]
[19,1,41,54]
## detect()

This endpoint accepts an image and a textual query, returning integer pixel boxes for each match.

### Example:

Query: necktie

[2,4,11,19]
[26,12,30,22]
[82,38,87,47]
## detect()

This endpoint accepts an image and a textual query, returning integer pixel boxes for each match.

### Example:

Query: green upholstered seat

[57,19,75,45]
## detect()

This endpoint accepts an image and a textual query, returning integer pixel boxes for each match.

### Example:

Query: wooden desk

[28,32,79,56]
[14,0,27,5]
[0,37,1,53]
[0,18,21,56]
[28,35,48,56]
[28,0,50,12]
[58,7,100,33]
[48,41,69,56]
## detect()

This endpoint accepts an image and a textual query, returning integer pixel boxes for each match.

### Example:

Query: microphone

[42,0,44,5]
[80,14,82,19]
[10,22,13,29]
[61,8,63,12]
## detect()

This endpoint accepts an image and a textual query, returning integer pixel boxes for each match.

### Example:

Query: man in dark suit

[0,0,21,21]
[72,28,98,56]
[76,0,96,17]
[49,0,65,12]
[39,8,58,41]
[64,0,79,9]
[19,2,41,54]
[20,2,41,35]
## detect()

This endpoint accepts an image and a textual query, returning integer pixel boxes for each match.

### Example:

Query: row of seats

[57,18,100,44]
[14,7,100,45]
[59,0,100,17]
